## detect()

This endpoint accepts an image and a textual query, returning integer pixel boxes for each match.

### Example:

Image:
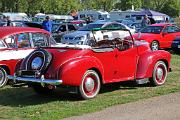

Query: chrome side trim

[7,75,62,86]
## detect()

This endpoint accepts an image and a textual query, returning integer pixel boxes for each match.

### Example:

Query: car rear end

[171,37,180,53]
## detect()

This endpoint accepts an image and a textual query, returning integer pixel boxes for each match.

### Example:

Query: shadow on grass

[0,81,152,107]
[0,86,82,107]
[100,81,152,94]
[168,49,180,55]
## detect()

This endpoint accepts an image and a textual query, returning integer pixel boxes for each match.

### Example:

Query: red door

[115,45,138,81]
[93,48,119,83]
[161,26,180,48]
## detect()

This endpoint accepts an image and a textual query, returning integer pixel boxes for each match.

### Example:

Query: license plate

[178,45,180,48]
[19,70,36,77]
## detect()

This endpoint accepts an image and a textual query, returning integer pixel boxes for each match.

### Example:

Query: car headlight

[173,41,179,44]
[31,57,43,70]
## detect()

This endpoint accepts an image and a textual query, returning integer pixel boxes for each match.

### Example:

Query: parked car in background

[33,13,73,23]
[70,20,87,28]
[52,23,78,42]
[171,37,180,53]
[132,23,180,51]
[0,27,57,87]
[115,19,135,27]
[2,12,31,21]
[8,28,171,99]
[0,22,6,26]
[129,22,143,32]
[77,10,110,21]
[62,20,135,45]
[121,19,135,26]
[1,21,43,29]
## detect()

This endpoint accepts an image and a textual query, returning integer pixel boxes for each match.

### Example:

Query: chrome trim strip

[8,75,62,86]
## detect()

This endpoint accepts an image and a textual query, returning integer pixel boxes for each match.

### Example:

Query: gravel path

[64,93,180,120]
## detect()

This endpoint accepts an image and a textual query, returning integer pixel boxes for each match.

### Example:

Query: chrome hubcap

[152,42,158,50]
[31,57,43,70]
[157,67,163,80]
[0,70,4,83]
[85,77,95,92]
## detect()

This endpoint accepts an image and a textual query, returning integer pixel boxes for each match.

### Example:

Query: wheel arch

[158,59,169,70]
[136,51,170,79]
[88,67,103,84]
[58,56,104,86]
[0,65,10,75]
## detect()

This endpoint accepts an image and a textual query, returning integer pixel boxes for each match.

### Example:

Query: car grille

[64,37,74,40]
[16,70,39,77]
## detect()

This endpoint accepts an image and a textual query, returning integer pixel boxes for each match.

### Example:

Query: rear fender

[136,50,171,79]
[57,56,104,86]
[0,62,15,75]
[0,64,10,75]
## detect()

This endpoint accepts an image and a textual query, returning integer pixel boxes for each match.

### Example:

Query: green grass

[0,54,180,120]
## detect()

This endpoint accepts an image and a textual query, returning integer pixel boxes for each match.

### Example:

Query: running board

[136,78,149,85]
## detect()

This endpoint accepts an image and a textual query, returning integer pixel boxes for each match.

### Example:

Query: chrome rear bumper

[8,75,63,86]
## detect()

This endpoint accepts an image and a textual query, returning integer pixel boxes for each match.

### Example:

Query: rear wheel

[0,67,8,88]
[151,41,159,51]
[150,61,167,86]
[79,70,101,99]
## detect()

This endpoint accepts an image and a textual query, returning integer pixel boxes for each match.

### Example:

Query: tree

[94,0,116,11]
[114,0,142,11]
[160,0,180,17]
[0,0,179,17]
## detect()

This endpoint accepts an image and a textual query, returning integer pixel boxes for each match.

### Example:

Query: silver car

[61,20,135,45]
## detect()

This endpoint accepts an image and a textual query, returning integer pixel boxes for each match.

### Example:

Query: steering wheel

[34,40,45,47]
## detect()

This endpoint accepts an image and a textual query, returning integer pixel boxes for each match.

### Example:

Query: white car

[61,21,135,45]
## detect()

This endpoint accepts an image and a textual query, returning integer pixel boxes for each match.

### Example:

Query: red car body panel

[0,59,20,75]
[0,27,51,76]
[133,23,180,49]
[136,50,171,79]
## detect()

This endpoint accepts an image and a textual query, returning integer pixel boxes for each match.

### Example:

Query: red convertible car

[132,23,180,51]
[0,27,57,87]
[8,29,171,99]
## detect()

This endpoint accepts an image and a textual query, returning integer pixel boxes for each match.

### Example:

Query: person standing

[42,16,52,32]
[165,18,169,23]
[141,15,151,28]
[6,16,11,26]
[70,9,78,20]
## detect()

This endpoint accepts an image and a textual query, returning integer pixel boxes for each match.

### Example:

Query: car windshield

[78,23,104,31]
[61,29,133,50]
[140,26,163,34]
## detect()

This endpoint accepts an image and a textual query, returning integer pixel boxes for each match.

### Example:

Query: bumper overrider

[7,74,63,86]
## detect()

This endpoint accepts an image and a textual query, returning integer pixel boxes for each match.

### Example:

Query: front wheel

[0,67,8,88]
[79,70,101,99]
[150,61,167,86]
[151,41,159,51]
